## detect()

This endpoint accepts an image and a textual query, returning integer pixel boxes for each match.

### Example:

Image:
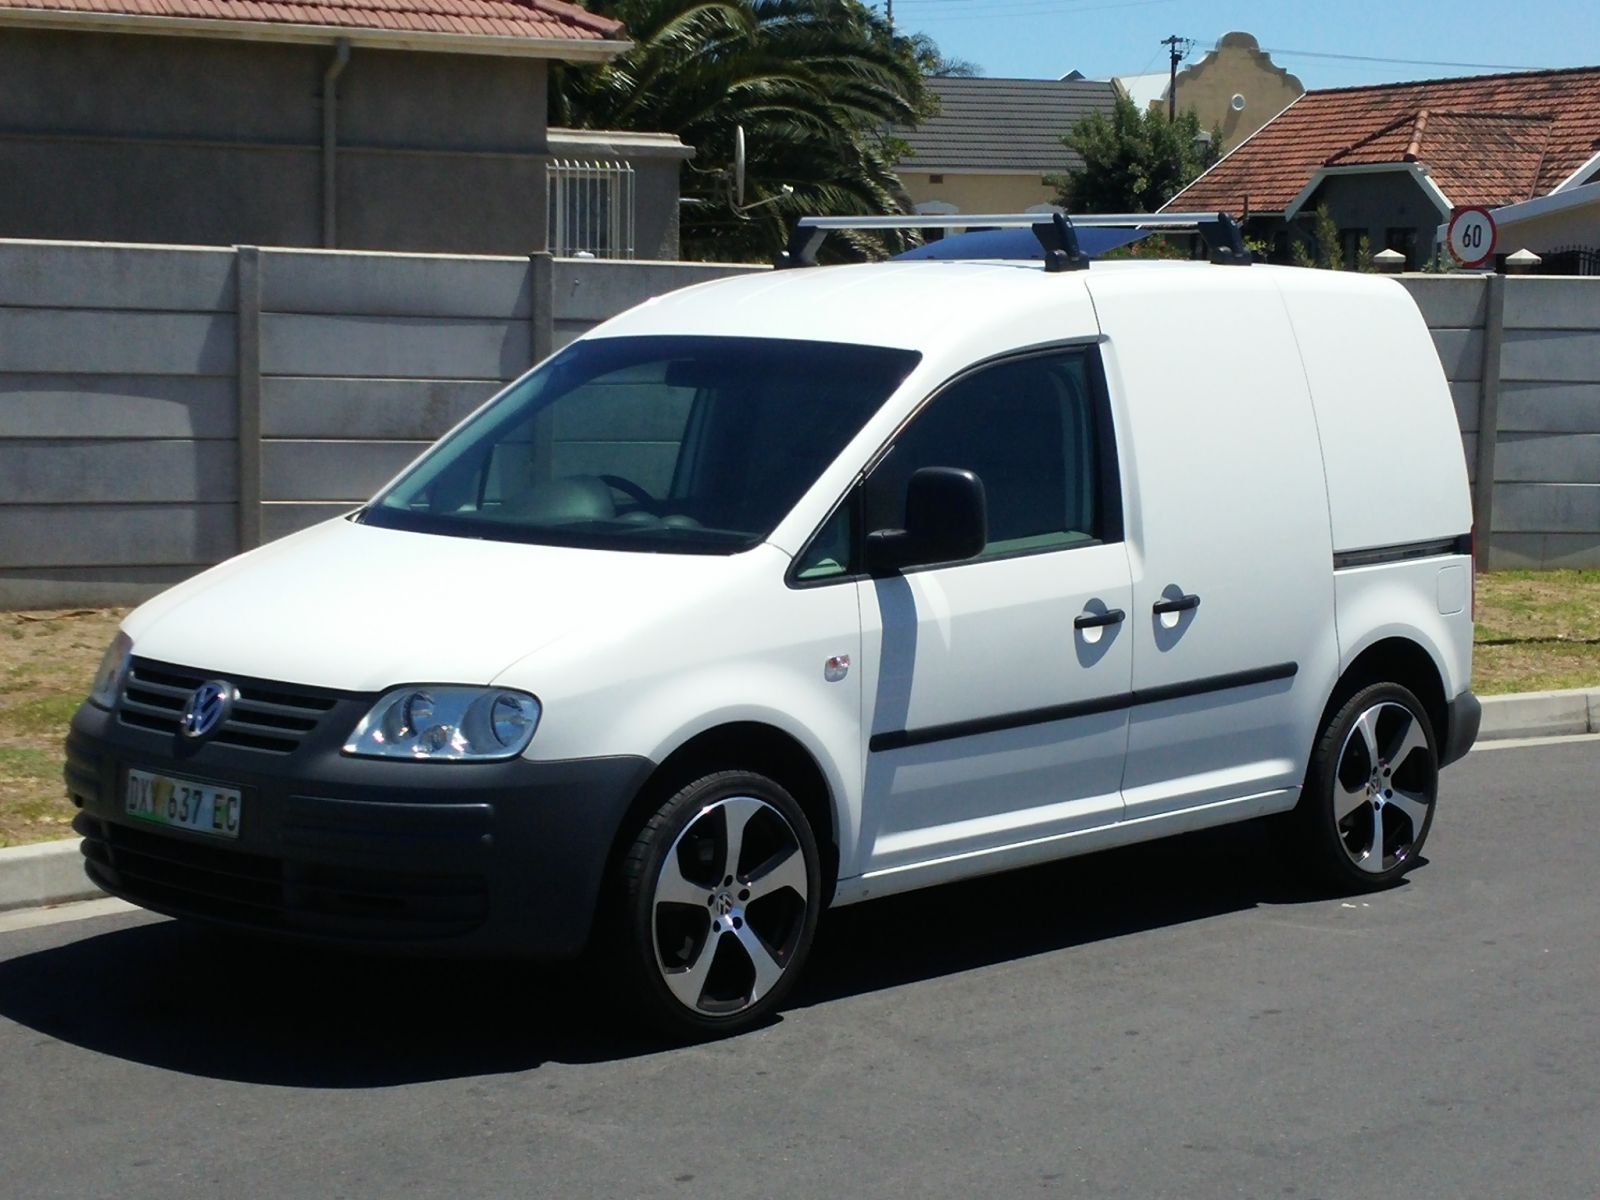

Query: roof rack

[776,211,1252,270]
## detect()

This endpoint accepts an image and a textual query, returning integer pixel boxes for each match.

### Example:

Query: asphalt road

[1,739,1596,1200]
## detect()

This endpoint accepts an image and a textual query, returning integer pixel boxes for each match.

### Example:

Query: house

[0,0,691,258]
[895,75,1118,217]
[1115,32,1303,149]
[1476,183,1600,272]
[1168,66,1600,268]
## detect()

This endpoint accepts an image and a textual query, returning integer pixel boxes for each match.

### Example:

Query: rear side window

[866,348,1116,560]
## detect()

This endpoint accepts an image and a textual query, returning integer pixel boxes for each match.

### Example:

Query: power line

[896,0,1173,11]
[1226,45,1542,72]
[893,0,1175,19]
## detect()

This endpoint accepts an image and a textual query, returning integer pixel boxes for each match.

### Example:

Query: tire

[613,770,822,1037]
[1288,681,1440,892]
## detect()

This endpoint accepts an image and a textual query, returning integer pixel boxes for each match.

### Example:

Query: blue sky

[888,0,1600,90]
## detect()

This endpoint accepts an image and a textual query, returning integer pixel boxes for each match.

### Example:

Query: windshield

[358,335,920,553]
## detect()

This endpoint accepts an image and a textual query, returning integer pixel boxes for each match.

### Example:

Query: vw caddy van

[67,214,1480,1035]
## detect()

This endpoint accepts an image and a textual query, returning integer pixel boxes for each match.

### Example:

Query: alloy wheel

[650,794,810,1017]
[1332,700,1437,874]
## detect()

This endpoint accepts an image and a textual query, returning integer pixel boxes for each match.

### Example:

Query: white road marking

[1471,732,1600,753]
[0,896,138,934]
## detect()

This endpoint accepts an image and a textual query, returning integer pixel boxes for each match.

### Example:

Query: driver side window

[866,349,1112,561]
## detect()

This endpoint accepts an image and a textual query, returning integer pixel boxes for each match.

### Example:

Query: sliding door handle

[1152,593,1200,615]
[1074,608,1126,630]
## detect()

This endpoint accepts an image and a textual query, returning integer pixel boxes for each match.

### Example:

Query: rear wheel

[1291,682,1439,890]
[615,770,822,1037]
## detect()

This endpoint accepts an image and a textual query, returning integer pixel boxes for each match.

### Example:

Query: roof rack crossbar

[1072,212,1251,264]
[775,211,1251,268]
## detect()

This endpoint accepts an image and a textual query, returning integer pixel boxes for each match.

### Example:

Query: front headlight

[343,686,541,761]
[88,631,133,709]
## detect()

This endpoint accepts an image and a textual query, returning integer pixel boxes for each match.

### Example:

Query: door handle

[1152,593,1200,615]
[1074,608,1126,630]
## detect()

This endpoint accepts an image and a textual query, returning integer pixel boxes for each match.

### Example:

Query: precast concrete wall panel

[260,441,431,504]
[0,241,747,603]
[259,251,534,320]
[1400,274,1600,569]
[0,376,237,440]
[259,314,531,381]
[261,378,498,441]
[0,239,241,606]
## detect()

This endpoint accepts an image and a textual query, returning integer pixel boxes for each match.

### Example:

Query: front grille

[77,815,489,940]
[118,660,340,754]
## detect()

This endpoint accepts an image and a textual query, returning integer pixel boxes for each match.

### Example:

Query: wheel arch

[1320,635,1450,752]
[606,721,841,907]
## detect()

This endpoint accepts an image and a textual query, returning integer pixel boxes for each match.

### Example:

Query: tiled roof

[1170,66,1600,215]
[0,0,623,43]
[897,76,1120,173]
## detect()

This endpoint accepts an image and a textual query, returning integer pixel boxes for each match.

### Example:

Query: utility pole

[886,0,893,31]
[1161,35,1193,122]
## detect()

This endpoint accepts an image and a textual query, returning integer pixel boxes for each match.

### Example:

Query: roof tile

[1170,66,1600,215]
[0,0,622,41]
[897,75,1120,174]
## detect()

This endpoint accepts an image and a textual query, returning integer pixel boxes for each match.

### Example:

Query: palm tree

[551,0,935,262]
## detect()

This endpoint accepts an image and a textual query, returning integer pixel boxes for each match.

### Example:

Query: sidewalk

[4,686,1597,915]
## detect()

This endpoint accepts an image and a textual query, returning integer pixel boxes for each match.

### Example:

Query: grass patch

[0,608,128,848]
[1474,570,1600,695]
[6,694,84,735]
[0,746,77,846]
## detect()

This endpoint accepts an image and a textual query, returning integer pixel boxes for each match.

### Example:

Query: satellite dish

[735,125,746,208]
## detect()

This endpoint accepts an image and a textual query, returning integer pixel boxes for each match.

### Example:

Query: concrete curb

[2,687,1597,916]
[0,838,98,913]
[1478,687,1600,740]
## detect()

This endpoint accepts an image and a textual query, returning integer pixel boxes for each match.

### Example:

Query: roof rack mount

[776,211,1252,270]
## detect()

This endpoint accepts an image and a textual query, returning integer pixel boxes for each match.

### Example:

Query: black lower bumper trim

[1441,689,1481,767]
[66,700,652,958]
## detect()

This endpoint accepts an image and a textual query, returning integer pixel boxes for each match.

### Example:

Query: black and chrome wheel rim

[1333,701,1437,874]
[651,795,810,1017]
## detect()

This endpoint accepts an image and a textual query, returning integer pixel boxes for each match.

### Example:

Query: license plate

[125,769,242,839]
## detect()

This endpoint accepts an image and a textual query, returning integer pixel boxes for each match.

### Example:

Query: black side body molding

[869,662,1299,753]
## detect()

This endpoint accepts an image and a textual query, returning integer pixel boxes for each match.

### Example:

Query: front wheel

[1289,682,1440,891]
[614,770,822,1037]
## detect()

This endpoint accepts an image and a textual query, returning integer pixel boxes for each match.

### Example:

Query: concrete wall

[0,28,685,260]
[2,241,1595,609]
[0,239,764,608]
[1399,275,1600,568]
[0,29,552,255]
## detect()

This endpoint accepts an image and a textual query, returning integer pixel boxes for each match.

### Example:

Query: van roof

[590,257,1405,357]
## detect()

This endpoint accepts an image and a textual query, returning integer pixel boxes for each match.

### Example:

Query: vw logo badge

[179,680,235,740]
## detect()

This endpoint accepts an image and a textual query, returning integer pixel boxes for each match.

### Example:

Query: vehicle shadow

[0,821,1401,1087]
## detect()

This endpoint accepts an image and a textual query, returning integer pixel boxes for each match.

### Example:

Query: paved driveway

[1,739,1596,1199]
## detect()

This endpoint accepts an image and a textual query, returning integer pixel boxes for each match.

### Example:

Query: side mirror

[866,466,988,573]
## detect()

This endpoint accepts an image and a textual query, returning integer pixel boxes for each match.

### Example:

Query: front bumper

[65,684,651,959]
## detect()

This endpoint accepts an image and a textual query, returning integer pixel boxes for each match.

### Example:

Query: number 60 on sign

[1448,207,1497,268]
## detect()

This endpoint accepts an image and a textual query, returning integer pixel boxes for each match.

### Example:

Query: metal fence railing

[546,159,635,259]
[1532,246,1600,276]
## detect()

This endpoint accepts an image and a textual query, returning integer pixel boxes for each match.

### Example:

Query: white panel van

[68,216,1479,1036]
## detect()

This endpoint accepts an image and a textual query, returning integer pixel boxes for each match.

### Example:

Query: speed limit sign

[1448,207,1497,268]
